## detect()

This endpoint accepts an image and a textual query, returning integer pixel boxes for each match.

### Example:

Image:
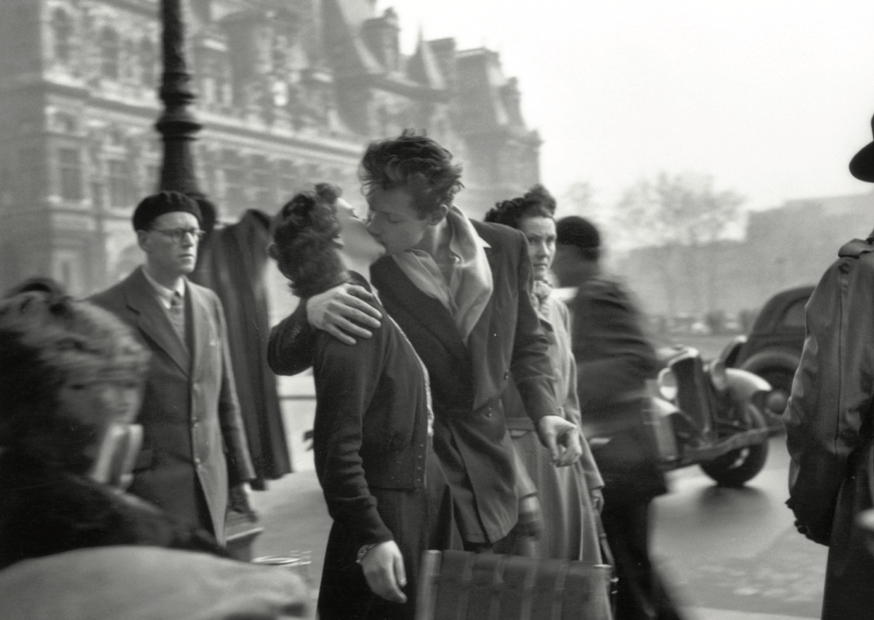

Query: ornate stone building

[0,0,541,295]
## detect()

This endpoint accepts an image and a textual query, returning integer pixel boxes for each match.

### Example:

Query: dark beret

[556,216,600,249]
[850,113,874,182]
[132,191,203,231]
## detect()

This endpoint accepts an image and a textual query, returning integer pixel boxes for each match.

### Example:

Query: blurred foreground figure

[785,116,874,620]
[552,217,682,620]
[269,186,432,619]
[91,191,255,543]
[484,186,605,562]
[0,284,310,619]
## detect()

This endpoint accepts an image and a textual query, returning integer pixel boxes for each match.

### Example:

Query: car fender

[725,367,771,402]
[739,348,800,377]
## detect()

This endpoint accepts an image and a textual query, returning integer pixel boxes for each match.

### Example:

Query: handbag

[415,549,615,620]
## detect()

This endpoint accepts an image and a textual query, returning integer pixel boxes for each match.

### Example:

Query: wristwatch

[356,543,378,565]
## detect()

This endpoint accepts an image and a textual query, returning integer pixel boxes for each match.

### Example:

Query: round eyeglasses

[150,227,206,242]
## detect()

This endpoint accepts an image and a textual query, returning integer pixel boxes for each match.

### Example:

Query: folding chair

[415,549,614,620]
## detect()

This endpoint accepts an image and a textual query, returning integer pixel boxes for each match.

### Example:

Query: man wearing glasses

[92,191,254,543]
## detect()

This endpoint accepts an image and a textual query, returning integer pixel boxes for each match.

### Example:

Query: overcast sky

[380,0,874,216]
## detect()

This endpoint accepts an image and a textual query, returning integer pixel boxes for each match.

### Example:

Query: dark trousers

[601,492,683,620]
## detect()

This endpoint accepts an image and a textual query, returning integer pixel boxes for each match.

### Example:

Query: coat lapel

[124,268,190,376]
[372,258,469,361]
[187,282,214,381]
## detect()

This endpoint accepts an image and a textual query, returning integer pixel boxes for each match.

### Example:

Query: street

[653,436,826,619]
[251,434,827,619]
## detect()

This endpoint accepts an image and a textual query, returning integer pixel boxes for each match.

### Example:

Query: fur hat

[132,191,203,231]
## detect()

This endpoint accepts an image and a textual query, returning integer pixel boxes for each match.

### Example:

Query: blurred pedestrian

[784,115,874,619]
[553,216,682,620]
[91,190,255,543]
[0,283,225,565]
[268,131,582,553]
[0,284,311,619]
[269,187,432,619]
[484,185,605,562]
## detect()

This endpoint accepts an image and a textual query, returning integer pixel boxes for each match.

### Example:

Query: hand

[590,488,604,514]
[537,415,583,467]
[360,540,407,604]
[516,494,544,540]
[229,483,257,520]
[306,282,382,345]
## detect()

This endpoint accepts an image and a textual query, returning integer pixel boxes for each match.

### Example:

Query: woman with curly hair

[484,185,605,564]
[269,187,433,620]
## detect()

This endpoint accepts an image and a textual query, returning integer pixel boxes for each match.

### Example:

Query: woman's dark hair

[484,184,556,229]
[270,190,347,298]
[359,130,464,218]
[0,284,149,472]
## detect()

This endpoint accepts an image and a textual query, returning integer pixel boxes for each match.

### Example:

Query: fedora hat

[849,114,874,182]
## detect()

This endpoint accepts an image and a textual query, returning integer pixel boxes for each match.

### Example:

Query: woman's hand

[360,540,407,603]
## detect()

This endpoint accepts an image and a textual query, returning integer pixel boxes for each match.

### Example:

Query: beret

[132,191,203,231]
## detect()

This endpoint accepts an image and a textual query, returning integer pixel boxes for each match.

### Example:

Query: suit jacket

[567,274,666,500]
[91,267,254,542]
[268,221,556,544]
[785,234,874,619]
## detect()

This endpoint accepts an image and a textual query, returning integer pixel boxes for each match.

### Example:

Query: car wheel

[699,405,769,487]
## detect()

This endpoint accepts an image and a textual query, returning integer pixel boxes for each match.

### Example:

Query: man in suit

[91,191,254,544]
[552,216,681,620]
[268,134,582,553]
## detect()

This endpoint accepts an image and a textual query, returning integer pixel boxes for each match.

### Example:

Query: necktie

[168,291,186,345]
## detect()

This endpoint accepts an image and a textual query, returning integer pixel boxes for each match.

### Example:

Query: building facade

[0,0,542,295]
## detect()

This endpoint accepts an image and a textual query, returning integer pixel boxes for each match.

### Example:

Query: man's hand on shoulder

[537,415,583,467]
[307,282,382,345]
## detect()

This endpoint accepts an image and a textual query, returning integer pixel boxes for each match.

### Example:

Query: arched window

[140,38,156,87]
[51,9,73,63]
[99,26,120,80]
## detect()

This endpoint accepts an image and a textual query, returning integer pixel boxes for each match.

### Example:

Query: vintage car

[647,345,786,486]
[719,285,814,421]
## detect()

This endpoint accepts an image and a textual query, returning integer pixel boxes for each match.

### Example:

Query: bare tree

[614,172,744,316]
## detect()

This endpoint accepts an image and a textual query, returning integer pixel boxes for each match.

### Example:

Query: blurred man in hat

[552,216,682,620]
[785,117,874,619]
[91,190,254,544]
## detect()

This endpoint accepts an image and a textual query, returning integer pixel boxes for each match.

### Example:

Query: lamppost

[156,0,216,230]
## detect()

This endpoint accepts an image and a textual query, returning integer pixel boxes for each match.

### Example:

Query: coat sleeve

[509,234,560,424]
[556,302,604,491]
[267,301,315,376]
[784,256,874,544]
[214,294,255,485]
[573,281,658,410]
[312,335,394,549]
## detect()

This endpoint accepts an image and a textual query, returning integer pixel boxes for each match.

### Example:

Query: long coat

[567,275,665,500]
[269,220,557,545]
[785,233,874,620]
[192,210,291,488]
[91,267,254,542]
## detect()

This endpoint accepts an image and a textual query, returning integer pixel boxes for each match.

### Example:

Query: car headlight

[657,367,677,401]
[708,359,729,393]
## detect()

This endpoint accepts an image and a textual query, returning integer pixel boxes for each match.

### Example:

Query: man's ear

[136,229,150,252]
[427,204,449,225]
